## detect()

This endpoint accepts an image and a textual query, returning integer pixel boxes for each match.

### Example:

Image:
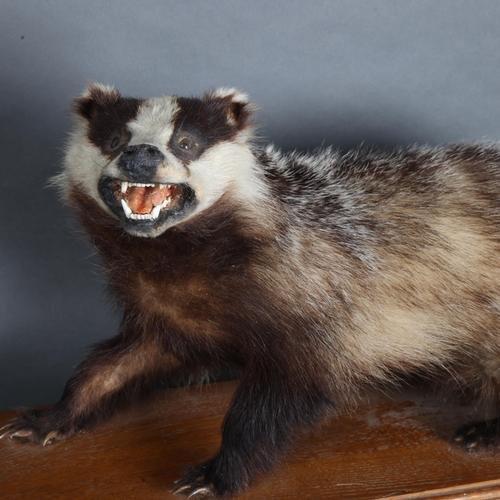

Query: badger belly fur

[4,82,500,498]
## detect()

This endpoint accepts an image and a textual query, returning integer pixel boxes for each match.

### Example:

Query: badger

[3,83,500,498]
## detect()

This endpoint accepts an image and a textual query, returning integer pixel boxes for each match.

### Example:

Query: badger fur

[3,83,500,498]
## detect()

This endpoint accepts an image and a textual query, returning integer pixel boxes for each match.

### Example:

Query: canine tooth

[121,182,128,193]
[121,199,133,218]
[151,205,161,219]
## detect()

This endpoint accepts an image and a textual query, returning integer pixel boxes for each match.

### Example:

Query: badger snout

[118,144,165,182]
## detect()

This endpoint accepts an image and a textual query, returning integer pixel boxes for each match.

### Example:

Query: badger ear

[209,88,253,130]
[72,82,122,121]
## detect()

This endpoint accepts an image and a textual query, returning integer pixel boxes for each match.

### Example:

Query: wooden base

[2,381,500,499]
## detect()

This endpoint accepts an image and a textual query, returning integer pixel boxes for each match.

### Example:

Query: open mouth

[118,182,180,220]
[98,176,196,231]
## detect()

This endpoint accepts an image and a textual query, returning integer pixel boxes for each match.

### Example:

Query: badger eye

[110,137,121,149]
[179,137,193,150]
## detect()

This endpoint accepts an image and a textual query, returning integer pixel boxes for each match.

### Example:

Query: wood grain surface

[2,380,500,499]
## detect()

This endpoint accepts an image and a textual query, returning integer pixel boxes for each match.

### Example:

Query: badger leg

[454,364,500,452]
[454,418,500,452]
[173,366,333,498]
[0,333,181,445]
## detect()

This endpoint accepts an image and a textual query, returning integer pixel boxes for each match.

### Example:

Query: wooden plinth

[2,381,500,499]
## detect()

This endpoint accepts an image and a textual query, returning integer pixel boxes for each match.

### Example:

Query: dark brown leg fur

[454,418,500,452]
[453,370,500,453]
[1,333,180,445]
[173,363,334,498]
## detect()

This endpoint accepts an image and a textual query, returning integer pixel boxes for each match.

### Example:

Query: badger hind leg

[453,357,500,453]
[454,418,500,452]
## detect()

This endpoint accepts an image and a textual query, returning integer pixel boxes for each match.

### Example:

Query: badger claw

[42,431,60,446]
[0,424,33,441]
[188,487,213,498]
[0,408,73,445]
[171,484,191,495]
[0,425,13,440]
[171,482,214,498]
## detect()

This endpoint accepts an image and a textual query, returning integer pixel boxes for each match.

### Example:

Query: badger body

[4,84,500,497]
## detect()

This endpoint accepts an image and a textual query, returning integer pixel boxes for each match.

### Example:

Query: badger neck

[68,186,271,289]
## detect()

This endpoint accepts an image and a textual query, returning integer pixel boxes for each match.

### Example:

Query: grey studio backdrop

[1,0,500,411]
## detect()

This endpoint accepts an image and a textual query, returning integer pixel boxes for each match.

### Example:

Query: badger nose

[118,144,165,181]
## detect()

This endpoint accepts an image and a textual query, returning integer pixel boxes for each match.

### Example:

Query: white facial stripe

[127,96,179,150]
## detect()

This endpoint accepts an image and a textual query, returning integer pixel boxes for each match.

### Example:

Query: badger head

[60,83,264,237]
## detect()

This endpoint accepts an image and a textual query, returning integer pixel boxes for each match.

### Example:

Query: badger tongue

[127,187,153,214]
[126,185,171,214]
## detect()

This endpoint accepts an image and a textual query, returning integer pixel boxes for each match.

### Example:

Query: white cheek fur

[55,124,110,212]
[187,141,269,215]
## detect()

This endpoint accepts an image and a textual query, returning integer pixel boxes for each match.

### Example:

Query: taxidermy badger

[3,83,500,498]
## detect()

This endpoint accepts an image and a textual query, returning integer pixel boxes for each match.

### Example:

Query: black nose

[118,144,165,181]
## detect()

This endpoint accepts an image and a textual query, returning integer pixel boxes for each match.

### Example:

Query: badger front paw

[172,455,249,499]
[171,464,216,498]
[0,408,77,446]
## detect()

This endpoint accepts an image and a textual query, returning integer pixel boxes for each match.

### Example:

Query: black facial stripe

[168,96,238,163]
[73,87,143,161]
[88,97,143,160]
[168,125,208,162]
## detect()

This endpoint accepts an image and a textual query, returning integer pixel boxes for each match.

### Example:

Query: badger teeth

[151,198,171,219]
[121,199,133,218]
[121,197,171,220]
[121,181,157,192]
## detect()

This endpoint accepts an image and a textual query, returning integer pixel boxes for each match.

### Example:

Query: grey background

[1,0,500,411]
